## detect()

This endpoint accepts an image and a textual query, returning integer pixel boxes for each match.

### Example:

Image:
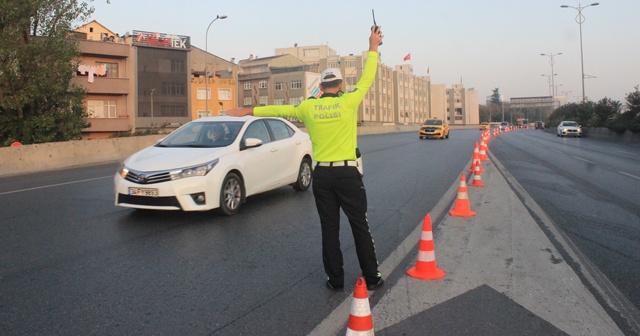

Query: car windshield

[156,121,244,148]
[563,122,578,127]
[424,119,442,125]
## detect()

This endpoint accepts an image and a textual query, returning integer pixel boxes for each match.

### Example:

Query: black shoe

[366,278,384,290]
[326,280,344,291]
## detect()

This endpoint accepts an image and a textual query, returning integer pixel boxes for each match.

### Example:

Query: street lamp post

[541,52,562,108]
[205,14,228,117]
[561,3,599,103]
[150,88,155,128]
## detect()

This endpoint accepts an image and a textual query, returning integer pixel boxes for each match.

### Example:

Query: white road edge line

[572,156,596,164]
[0,176,112,196]
[619,171,640,181]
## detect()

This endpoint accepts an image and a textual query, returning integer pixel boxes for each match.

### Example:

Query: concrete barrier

[0,124,479,177]
[543,127,640,145]
[0,135,164,177]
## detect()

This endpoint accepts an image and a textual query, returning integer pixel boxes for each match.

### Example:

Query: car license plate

[129,187,159,197]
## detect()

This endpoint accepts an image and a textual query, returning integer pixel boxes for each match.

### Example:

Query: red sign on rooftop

[132,30,191,50]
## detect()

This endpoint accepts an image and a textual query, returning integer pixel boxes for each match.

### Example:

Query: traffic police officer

[226,25,384,291]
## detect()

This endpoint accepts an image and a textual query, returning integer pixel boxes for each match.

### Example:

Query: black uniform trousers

[312,165,380,287]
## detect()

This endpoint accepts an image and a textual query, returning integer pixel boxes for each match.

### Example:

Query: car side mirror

[240,137,263,150]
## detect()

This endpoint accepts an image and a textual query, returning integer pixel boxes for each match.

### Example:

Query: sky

[86,0,640,105]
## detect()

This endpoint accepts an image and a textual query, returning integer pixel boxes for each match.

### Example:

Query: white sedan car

[557,120,583,137]
[114,116,313,215]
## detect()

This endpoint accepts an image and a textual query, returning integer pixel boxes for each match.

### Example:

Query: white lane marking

[0,176,112,196]
[551,149,563,154]
[572,156,596,164]
[619,171,640,181]
[615,150,638,156]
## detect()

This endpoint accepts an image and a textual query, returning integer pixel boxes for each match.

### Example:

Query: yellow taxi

[479,122,489,131]
[419,118,450,139]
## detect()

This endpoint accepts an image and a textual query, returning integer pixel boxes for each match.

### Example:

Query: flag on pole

[403,53,411,61]
[427,67,430,75]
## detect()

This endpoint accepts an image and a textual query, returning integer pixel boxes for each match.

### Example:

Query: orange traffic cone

[449,174,477,217]
[469,165,485,187]
[468,142,479,172]
[407,214,446,280]
[478,141,488,161]
[346,277,374,336]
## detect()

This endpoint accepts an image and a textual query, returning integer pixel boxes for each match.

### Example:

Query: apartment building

[393,65,430,125]
[446,84,479,125]
[190,46,237,119]
[237,54,317,108]
[276,45,481,126]
[74,21,237,138]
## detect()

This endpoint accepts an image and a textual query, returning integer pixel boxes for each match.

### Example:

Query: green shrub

[606,118,628,134]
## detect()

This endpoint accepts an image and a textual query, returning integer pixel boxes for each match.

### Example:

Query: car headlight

[118,163,129,179]
[169,159,219,180]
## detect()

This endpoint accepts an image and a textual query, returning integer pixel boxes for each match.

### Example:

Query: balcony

[238,72,270,81]
[83,117,131,132]
[78,40,129,58]
[72,76,130,95]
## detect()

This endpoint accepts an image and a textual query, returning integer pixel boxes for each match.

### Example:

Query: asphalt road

[488,128,640,332]
[0,130,476,335]
[1,128,638,335]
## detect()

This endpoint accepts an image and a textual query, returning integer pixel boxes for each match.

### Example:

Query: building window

[244,97,252,106]
[291,80,302,89]
[346,76,357,86]
[87,100,116,118]
[160,105,187,117]
[346,60,356,68]
[243,82,252,90]
[290,97,302,105]
[162,82,186,96]
[259,80,268,89]
[218,88,231,100]
[171,59,185,72]
[260,95,268,105]
[95,62,118,78]
[328,61,339,68]
[274,98,286,105]
[197,110,209,119]
[275,82,284,91]
[197,88,210,100]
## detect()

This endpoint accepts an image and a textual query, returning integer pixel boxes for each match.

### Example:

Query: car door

[239,120,279,195]
[265,119,300,185]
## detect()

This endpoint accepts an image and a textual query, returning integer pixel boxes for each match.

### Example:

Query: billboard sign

[132,30,191,50]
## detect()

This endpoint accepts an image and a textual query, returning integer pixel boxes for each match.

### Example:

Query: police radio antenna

[372,9,382,45]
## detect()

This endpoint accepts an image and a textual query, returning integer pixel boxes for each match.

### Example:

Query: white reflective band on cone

[418,250,436,262]
[350,298,372,316]
[421,231,433,240]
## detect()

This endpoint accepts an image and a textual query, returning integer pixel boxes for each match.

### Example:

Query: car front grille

[117,194,181,208]
[125,170,172,185]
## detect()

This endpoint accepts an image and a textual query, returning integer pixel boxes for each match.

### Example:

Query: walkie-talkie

[372,9,382,45]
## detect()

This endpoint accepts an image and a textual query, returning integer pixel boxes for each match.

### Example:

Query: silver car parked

[557,121,582,137]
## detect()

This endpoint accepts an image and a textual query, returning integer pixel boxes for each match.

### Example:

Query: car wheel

[446,132,449,139]
[557,133,560,137]
[292,157,312,191]
[419,136,423,139]
[219,172,243,216]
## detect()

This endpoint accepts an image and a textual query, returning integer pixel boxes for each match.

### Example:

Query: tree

[625,86,640,132]
[0,0,100,146]
[591,98,621,127]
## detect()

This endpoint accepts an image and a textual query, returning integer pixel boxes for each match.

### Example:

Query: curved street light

[205,15,228,117]
[541,52,562,107]
[561,3,599,103]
